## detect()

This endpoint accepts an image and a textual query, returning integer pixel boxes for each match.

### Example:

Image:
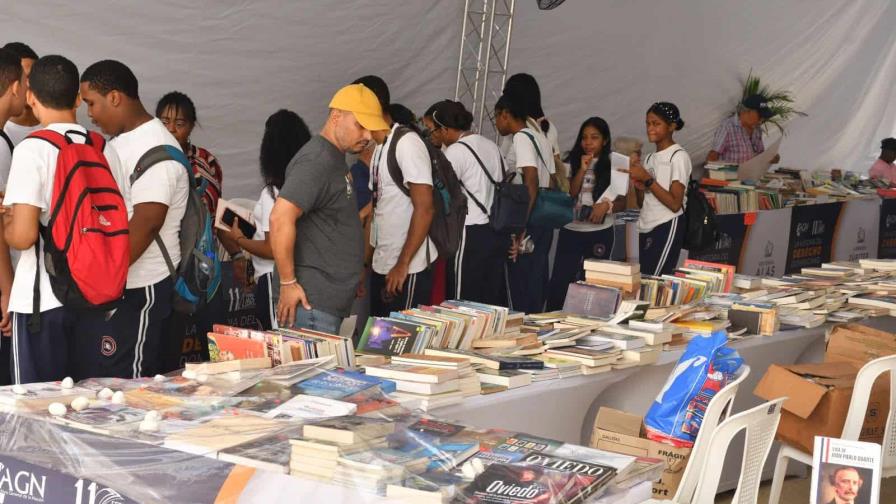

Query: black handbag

[456,141,530,232]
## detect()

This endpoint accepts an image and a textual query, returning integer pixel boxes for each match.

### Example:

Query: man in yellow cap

[270,83,388,332]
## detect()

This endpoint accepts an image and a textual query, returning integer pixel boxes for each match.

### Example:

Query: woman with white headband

[628,101,692,276]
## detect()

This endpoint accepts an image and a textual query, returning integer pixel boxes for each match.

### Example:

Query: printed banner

[832,198,879,262]
[739,207,792,277]
[785,202,844,274]
[684,213,748,266]
[879,198,896,258]
[0,455,137,504]
[180,262,259,364]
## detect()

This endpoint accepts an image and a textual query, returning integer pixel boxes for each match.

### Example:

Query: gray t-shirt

[278,135,364,317]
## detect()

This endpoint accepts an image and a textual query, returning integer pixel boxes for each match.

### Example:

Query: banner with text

[685,213,749,266]
[739,207,792,277]
[0,455,137,504]
[832,198,879,262]
[785,202,844,274]
[879,198,896,258]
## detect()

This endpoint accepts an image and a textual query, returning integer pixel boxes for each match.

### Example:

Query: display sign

[785,202,843,274]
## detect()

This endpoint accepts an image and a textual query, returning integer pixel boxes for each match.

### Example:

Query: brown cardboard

[591,407,691,500]
[754,323,895,454]
[826,323,896,366]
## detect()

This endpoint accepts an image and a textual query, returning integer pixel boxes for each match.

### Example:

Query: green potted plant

[740,69,807,134]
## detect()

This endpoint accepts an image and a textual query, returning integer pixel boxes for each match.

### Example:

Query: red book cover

[208,332,268,361]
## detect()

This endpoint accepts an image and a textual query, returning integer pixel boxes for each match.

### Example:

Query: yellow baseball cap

[329,84,390,132]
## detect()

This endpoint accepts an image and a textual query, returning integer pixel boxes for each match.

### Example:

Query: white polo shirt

[369,124,438,275]
[506,126,555,188]
[638,144,692,233]
[3,123,125,313]
[252,186,277,279]
[444,134,505,226]
[110,118,189,289]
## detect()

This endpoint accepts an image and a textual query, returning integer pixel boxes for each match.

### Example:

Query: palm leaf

[740,69,807,135]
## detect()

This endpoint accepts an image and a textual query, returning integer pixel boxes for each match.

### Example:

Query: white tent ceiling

[4,0,896,199]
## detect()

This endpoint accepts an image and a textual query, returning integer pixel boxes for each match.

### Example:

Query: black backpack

[384,127,468,258]
[684,179,718,251]
[455,141,529,233]
[130,146,222,314]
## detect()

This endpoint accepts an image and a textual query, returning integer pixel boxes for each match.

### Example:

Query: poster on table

[180,262,260,364]
[832,198,879,262]
[785,202,844,274]
[878,198,896,258]
[685,213,748,266]
[738,207,792,278]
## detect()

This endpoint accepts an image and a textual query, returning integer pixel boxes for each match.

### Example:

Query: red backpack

[27,130,129,331]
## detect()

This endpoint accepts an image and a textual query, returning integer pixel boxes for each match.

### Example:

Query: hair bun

[676,118,685,130]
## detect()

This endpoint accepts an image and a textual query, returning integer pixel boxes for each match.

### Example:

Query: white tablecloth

[436,325,829,445]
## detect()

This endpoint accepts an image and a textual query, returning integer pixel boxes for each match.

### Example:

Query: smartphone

[222,208,257,238]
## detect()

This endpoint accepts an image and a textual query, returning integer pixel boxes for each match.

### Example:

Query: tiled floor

[714,476,896,503]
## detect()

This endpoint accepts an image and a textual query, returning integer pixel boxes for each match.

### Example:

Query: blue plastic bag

[643,331,743,447]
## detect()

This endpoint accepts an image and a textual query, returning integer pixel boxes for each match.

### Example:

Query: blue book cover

[293,370,395,398]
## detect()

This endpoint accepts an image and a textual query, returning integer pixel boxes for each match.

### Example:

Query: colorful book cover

[461,463,596,504]
[208,332,268,361]
[293,370,393,399]
[408,418,465,438]
[356,317,423,356]
[341,388,402,416]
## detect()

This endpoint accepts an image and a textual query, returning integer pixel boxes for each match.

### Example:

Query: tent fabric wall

[3,1,895,199]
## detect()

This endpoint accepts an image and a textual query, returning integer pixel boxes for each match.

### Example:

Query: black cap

[882,138,896,151]
[741,94,774,119]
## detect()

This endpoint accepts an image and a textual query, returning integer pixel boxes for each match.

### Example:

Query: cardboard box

[754,361,890,453]
[825,323,896,444]
[591,407,691,500]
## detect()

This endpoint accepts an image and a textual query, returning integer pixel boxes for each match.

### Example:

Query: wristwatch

[644,178,655,189]
[231,251,246,261]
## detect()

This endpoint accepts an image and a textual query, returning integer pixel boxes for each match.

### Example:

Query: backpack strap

[382,126,413,199]
[517,130,549,172]
[455,141,495,217]
[27,130,71,150]
[0,130,13,154]
[130,145,191,280]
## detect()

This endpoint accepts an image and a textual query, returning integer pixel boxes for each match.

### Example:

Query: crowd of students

[0,42,695,385]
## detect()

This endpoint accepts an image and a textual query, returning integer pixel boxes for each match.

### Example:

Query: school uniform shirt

[3,121,41,147]
[565,159,616,232]
[110,118,189,289]
[252,186,277,279]
[444,134,505,226]
[505,126,555,188]
[369,124,438,275]
[0,132,11,191]
[3,123,125,313]
[638,144,692,233]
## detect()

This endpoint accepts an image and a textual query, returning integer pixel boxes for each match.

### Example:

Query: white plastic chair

[768,354,896,504]
[642,397,785,504]
[674,365,751,503]
[638,365,751,503]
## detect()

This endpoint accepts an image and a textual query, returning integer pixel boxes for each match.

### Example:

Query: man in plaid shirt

[707,94,781,165]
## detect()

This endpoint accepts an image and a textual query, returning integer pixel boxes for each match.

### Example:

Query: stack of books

[364,363,464,412]
[390,354,481,398]
[542,346,621,375]
[210,324,355,368]
[582,260,641,297]
[289,416,397,489]
[704,162,738,181]
[639,260,732,307]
